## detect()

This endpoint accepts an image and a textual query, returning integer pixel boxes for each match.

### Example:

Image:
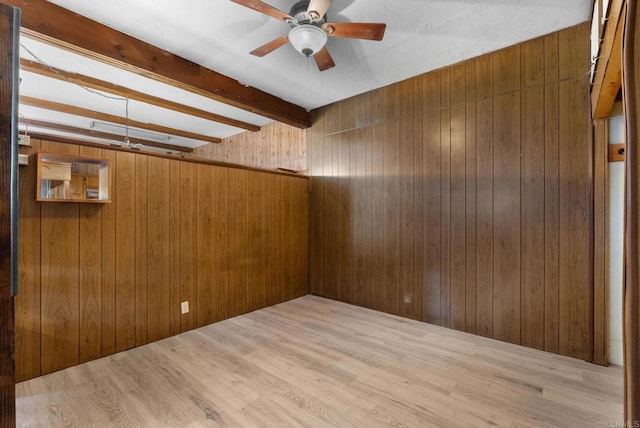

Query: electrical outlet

[181,301,189,314]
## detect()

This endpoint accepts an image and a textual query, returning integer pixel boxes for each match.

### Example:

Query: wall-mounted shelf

[36,151,111,203]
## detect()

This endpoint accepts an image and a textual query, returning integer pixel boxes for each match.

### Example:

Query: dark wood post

[623,0,640,424]
[0,2,19,426]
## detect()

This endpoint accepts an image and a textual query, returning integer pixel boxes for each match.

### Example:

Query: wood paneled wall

[193,122,307,173]
[308,23,596,361]
[16,139,309,381]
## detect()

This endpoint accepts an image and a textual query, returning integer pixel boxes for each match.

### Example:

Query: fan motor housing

[288,0,326,27]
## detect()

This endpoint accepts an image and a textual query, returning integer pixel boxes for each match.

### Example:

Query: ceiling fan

[231,0,386,71]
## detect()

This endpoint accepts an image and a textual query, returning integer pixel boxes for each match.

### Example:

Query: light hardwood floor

[16,296,623,427]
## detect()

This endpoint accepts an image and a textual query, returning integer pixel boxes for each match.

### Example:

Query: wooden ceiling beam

[592,0,625,118]
[20,59,261,132]
[21,118,193,153]
[20,95,222,144]
[7,0,310,128]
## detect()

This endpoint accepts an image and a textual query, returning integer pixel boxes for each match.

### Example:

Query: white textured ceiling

[20,0,591,150]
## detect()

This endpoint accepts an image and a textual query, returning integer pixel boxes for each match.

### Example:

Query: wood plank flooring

[16,296,623,427]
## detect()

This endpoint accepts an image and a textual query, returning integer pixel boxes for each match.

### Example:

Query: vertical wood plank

[465,102,478,334]
[215,167,229,320]
[269,125,278,167]
[364,126,375,309]
[308,110,324,143]
[322,135,337,300]
[196,164,216,326]
[101,149,116,357]
[371,124,385,312]
[450,63,466,106]
[227,168,248,317]
[383,83,400,122]
[558,23,592,361]
[413,113,425,321]
[465,58,478,102]
[134,155,148,346]
[266,174,282,306]
[299,126,308,173]
[337,132,352,303]
[476,98,494,337]
[373,86,384,124]
[275,174,287,304]
[400,116,416,318]
[545,32,560,84]
[423,110,442,324]
[441,69,451,108]
[477,55,493,99]
[450,104,466,331]
[558,77,592,361]
[520,86,546,351]
[40,141,79,375]
[354,127,368,307]
[348,130,357,304]
[399,77,414,118]
[169,160,181,336]
[440,108,452,327]
[308,138,323,296]
[247,171,267,311]
[521,37,545,88]
[339,96,355,134]
[559,23,590,81]
[422,70,441,112]
[296,179,309,297]
[115,151,136,352]
[544,82,561,354]
[283,176,299,300]
[493,45,521,95]
[492,92,521,344]
[316,137,331,299]
[280,176,293,300]
[179,162,197,332]
[383,120,401,316]
[78,146,102,364]
[353,91,373,130]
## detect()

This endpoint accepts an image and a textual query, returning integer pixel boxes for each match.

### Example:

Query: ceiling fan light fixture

[288,24,327,57]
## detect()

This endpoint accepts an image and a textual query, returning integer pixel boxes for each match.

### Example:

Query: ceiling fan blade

[314,46,335,71]
[250,35,289,57]
[231,0,292,21]
[307,0,332,21]
[323,22,387,41]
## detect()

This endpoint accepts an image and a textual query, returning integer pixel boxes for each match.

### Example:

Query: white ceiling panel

[18,0,591,150]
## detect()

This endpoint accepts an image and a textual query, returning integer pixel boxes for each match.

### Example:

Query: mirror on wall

[36,151,111,203]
